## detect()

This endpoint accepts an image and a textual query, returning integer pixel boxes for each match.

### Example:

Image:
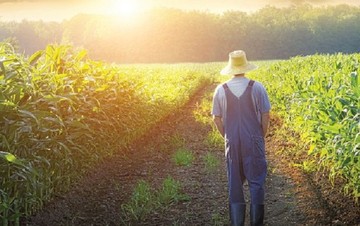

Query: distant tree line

[1,4,360,63]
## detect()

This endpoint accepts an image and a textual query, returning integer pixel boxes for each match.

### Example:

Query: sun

[113,0,140,18]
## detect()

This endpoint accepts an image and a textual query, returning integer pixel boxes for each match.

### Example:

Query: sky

[0,0,360,22]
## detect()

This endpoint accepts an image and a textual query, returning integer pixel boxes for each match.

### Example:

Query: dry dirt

[25,84,360,226]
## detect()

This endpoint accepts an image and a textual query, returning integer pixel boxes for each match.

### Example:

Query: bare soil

[25,84,360,226]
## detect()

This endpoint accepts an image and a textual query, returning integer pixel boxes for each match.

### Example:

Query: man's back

[212,76,270,124]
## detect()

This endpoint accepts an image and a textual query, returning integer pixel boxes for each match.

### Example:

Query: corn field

[0,43,217,224]
[1,42,359,225]
[251,54,360,200]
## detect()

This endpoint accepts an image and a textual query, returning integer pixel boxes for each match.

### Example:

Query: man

[212,50,270,226]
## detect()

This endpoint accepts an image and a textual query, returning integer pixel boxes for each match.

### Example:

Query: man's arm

[261,112,270,137]
[213,115,225,138]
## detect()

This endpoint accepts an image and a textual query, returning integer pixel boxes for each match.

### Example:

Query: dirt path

[26,84,357,226]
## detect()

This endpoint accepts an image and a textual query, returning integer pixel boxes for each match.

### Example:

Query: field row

[1,43,359,224]
[0,44,221,224]
[250,54,359,200]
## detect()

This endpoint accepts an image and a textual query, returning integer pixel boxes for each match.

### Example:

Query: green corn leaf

[320,123,343,134]
[18,109,39,125]
[0,60,5,76]
[0,151,25,166]
[29,50,43,66]
[350,72,360,97]
[350,72,358,88]
[74,49,87,61]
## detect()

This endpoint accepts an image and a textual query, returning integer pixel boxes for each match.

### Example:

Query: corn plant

[203,152,220,171]
[120,177,189,222]
[156,176,190,207]
[172,148,194,167]
[251,53,360,201]
[120,180,153,221]
[0,42,215,224]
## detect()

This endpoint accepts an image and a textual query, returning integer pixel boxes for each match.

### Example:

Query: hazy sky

[1,0,360,21]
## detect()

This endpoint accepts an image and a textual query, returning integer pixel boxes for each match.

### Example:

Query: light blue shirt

[211,77,271,124]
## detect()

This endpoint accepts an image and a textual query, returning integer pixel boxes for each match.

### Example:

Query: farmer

[212,50,270,226]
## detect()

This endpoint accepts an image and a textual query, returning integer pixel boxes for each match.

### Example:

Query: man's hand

[261,112,270,137]
[213,116,225,138]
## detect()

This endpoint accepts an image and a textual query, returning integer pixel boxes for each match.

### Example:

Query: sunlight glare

[113,0,140,19]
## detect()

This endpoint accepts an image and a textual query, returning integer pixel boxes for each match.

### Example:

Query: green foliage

[121,177,189,222]
[205,130,224,149]
[172,148,194,167]
[293,160,317,174]
[203,152,220,171]
[251,53,360,201]
[192,89,224,149]
[211,212,228,226]
[193,92,214,125]
[2,5,360,62]
[156,177,191,206]
[0,43,213,224]
[120,180,153,221]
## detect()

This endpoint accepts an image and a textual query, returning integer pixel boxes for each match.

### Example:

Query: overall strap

[223,83,229,90]
[248,80,255,87]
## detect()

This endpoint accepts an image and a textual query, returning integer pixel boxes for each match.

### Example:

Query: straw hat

[220,50,258,75]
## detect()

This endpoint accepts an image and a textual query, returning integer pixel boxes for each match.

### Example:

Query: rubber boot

[250,204,264,226]
[230,203,246,226]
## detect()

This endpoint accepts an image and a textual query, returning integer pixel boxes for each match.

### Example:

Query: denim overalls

[223,80,267,225]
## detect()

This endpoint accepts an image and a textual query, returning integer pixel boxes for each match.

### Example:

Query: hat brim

[220,63,258,75]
